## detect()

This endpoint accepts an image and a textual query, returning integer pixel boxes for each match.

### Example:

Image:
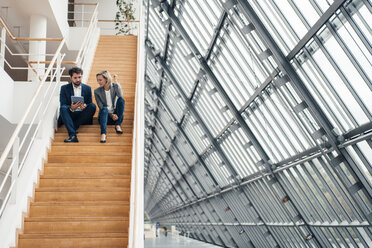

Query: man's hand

[80,103,87,111]
[70,101,83,111]
[110,113,119,121]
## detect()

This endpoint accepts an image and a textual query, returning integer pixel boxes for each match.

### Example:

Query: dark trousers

[59,103,96,137]
[98,97,125,134]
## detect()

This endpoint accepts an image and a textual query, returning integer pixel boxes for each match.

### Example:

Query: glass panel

[144,0,372,246]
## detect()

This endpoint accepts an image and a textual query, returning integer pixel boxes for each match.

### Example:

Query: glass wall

[144,0,372,247]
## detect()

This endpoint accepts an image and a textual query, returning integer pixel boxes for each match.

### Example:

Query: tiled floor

[144,232,219,247]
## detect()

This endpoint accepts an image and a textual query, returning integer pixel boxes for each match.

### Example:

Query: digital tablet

[71,96,84,104]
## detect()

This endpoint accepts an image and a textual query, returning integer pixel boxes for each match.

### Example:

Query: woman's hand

[113,74,118,83]
[110,113,119,121]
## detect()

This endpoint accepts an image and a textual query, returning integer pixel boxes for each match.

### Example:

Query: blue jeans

[59,103,96,137]
[98,97,125,134]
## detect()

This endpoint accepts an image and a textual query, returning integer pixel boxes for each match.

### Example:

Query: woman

[94,70,125,143]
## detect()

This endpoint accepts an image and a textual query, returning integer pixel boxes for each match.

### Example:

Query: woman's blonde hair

[96,70,112,88]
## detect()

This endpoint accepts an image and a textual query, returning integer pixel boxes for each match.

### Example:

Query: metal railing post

[10,137,19,204]
[0,27,5,68]
[36,40,41,81]
[55,53,62,129]
[82,5,85,27]
[56,53,61,83]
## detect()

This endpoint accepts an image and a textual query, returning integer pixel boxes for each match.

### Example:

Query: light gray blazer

[94,83,123,111]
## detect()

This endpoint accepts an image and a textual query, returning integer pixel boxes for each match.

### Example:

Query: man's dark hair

[69,67,83,76]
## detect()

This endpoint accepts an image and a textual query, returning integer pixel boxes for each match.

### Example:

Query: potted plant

[115,0,136,35]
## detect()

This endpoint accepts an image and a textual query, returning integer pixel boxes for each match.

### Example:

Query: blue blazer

[60,83,93,107]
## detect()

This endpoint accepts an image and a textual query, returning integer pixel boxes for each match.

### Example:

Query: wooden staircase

[16,35,138,248]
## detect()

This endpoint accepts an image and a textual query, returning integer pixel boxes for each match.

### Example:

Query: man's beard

[72,81,81,87]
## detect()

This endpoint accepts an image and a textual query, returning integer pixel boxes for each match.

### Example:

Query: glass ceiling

[143,0,372,247]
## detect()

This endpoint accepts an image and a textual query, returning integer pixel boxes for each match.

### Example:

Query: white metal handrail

[0,18,64,82]
[68,2,99,27]
[128,1,144,247]
[98,19,140,36]
[0,37,65,216]
[2,47,53,81]
[76,5,99,70]
[0,1,102,217]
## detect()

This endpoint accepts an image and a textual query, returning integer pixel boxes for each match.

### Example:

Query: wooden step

[36,187,130,192]
[56,126,133,134]
[42,166,131,177]
[54,132,133,137]
[29,202,130,218]
[43,163,130,167]
[39,178,130,188]
[48,152,132,158]
[47,155,131,163]
[52,140,132,145]
[18,233,128,248]
[50,145,131,154]
[54,133,133,139]
[24,217,128,234]
[34,191,130,202]
[52,140,133,145]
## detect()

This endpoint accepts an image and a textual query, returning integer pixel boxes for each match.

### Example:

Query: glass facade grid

[144,0,372,247]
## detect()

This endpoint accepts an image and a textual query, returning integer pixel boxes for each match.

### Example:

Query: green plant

[115,0,136,35]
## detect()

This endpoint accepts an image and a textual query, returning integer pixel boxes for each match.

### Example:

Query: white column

[28,15,47,81]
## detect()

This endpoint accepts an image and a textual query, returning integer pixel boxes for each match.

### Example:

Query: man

[163,226,168,237]
[59,67,96,142]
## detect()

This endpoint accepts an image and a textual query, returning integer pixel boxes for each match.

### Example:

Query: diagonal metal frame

[144,87,220,212]
[145,148,181,212]
[146,43,241,181]
[146,41,288,247]
[145,9,231,202]
[143,0,372,245]
[145,96,247,247]
[153,130,199,199]
[147,148,185,210]
[143,0,175,195]
[235,0,372,224]
[148,104,265,246]
[151,1,321,244]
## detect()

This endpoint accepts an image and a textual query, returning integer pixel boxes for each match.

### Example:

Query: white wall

[77,0,140,35]
[0,96,58,248]
[66,27,88,50]
[0,67,15,121]
[48,0,69,37]
[79,0,140,20]
[0,0,29,37]
[0,78,60,247]
[12,81,39,123]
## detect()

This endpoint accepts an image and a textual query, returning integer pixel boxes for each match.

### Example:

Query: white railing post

[56,53,61,83]
[36,40,41,81]
[82,5,85,27]
[55,53,62,127]
[9,137,19,204]
[0,27,6,68]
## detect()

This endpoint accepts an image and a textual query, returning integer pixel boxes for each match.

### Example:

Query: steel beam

[153,2,321,244]
[157,0,273,170]
[235,0,372,223]
[287,0,348,59]
[146,41,241,180]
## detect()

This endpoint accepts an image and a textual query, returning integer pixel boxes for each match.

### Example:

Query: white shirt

[73,85,82,97]
[105,89,114,113]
